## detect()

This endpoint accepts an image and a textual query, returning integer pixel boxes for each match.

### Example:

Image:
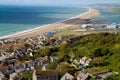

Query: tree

[49,62,58,69]
[40,47,51,56]
[91,48,103,58]
[91,57,108,66]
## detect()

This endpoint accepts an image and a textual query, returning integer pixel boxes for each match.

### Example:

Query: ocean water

[0,5,88,37]
[93,8,120,23]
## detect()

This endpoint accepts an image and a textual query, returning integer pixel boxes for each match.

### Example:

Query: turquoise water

[0,6,88,37]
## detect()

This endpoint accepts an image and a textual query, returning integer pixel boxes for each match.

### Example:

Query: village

[0,25,119,80]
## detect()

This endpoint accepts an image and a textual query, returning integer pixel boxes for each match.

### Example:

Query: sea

[0,5,88,38]
[92,7,120,23]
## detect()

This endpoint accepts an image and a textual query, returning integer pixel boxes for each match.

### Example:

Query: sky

[0,0,120,6]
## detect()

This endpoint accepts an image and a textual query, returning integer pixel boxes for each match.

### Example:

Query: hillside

[40,32,120,79]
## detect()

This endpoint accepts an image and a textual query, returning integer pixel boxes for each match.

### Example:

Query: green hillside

[40,32,120,79]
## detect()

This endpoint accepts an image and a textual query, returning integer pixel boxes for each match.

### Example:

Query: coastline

[1,7,100,40]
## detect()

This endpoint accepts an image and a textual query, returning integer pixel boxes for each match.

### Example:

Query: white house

[9,73,17,80]
[0,72,4,80]
[41,65,47,71]
[61,73,74,80]
[106,23,118,29]
[77,72,93,80]
[81,24,88,29]
[80,56,92,67]
[0,41,4,45]
[97,72,113,79]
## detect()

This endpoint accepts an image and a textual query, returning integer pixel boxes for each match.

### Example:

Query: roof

[106,23,117,29]
[0,72,4,79]
[61,73,74,80]
[81,24,88,28]
[47,32,55,37]
[98,72,113,79]
[36,70,58,77]
[0,66,9,71]
[77,72,92,80]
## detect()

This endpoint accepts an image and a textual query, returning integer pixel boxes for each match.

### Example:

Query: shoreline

[0,7,100,40]
[0,7,89,39]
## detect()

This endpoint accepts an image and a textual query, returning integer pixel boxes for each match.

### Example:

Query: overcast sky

[0,0,120,6]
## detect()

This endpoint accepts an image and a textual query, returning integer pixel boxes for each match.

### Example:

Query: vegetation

[17,71,33,80]
[2,32,120,79]
[37,32,120,79]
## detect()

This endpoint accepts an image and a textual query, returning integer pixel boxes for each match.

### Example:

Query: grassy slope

[49,32,120,79]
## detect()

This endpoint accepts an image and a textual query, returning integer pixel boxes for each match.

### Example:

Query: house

[77,72,92,80]
[0,72,5,80]
[0,53,6,61]
[30,52,33,57]
[47,32,55,37]
[106,23,118,29]
[30,66,35,71]
[73,59,80,65]
[42,56,50,65]
[9,73,17,80]
[0,66,9,72]
[41,65,47,71]
[15,62,26,73]
[50,56,59,63]
[96,72,113,80]
[43,35,47,41]
[80,56,92,67]
[25,60,34,68]
[3,40,8,44]
[35,70,59,80]
[61,73,74,80]
[0,41,4,45]
[118,27,120,30]
[16,68,25,73]
[0,66,10,79]
[81,24,88,29]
